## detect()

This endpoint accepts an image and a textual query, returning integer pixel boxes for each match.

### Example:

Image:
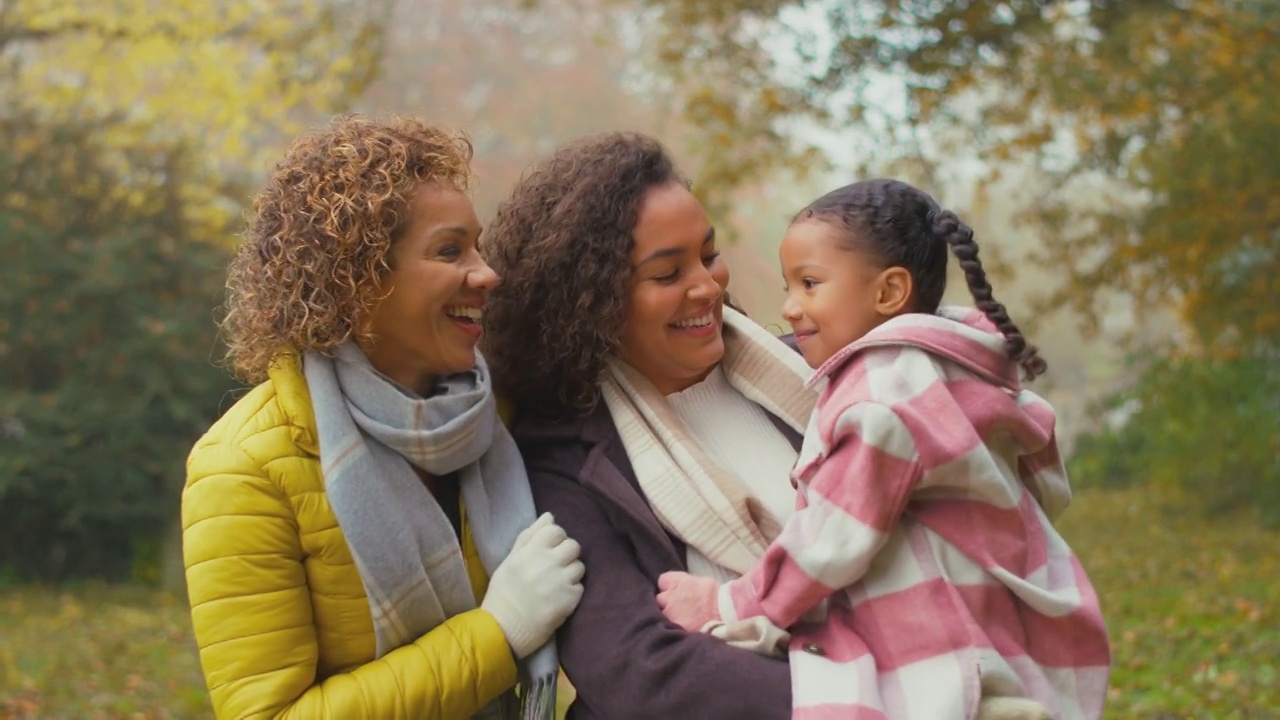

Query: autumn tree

[591,0,1279,518]
[0,0,391,580]
[614,0,1278,351]
[0,114,238,580]
[1,0,390,241]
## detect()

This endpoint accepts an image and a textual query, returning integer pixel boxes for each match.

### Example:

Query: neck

[396,371,438,397]
[358,343,437,396]
[655,365,718,396]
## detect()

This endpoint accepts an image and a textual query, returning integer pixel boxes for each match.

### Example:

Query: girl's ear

[874,267,913,317]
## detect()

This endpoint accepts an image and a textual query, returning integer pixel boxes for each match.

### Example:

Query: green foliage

[1058,486,1280,717]
[2,488,1275,717]
[4,0,390,222]
[0,115,237,581]
[619,0,1280,350]
[1070,353,1280,525]
[0,584,209,717]
[0,0,392,585]
[1025,0,1280,351]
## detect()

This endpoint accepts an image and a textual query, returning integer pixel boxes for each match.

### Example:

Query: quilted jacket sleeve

[182,440,518,720]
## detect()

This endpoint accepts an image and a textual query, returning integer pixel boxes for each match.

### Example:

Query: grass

[1057,486,1279,718]
[0,585,206,719]
[1,485,1276,719]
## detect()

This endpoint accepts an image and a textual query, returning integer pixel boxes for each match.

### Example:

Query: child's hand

[656,571,720,631]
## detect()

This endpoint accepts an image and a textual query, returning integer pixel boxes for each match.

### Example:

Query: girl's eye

[701,251,721,267]
[654,269,679,283]
[802,278,818,289]
[437,244,462,260]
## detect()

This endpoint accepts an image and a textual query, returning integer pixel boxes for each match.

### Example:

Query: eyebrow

[637,226,716,265]
[428,226,475,239]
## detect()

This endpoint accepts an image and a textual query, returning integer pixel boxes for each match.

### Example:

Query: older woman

[482,133,813,719]
[182,115,582,719]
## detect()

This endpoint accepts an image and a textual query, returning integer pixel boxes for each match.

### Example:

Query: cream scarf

[599,306,815,575]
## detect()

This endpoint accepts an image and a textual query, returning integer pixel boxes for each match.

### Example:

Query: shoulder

[195,381,285,448]
[811,397,917,450]
[510,403,607,476]
[807,352,937,462]
[186,358,318,493]
[817,343,948,411]
[183,364,333,560]
[510,401,646,501]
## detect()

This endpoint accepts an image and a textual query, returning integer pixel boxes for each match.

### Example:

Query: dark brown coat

[512,401,800,720]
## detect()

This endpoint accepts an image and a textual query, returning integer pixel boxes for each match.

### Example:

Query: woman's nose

[467,256,501,290]
[687,265,724,302]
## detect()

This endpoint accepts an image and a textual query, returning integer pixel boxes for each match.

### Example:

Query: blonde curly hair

[220,114,473,383]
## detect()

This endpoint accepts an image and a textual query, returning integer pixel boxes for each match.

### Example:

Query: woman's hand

[481,513,585,658]
[656,571,720,632]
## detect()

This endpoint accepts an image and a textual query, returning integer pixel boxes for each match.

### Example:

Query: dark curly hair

[482,132,686,419]
[796,178,1048,381]
[219,114,473,383]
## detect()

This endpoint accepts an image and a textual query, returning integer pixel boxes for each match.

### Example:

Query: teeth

[672,313,714,329]
[445,306,483,322]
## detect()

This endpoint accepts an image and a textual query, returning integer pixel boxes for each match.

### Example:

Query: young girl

[656,179,1110,720]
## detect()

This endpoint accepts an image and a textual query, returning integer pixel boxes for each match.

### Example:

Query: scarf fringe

[519,674,557,720]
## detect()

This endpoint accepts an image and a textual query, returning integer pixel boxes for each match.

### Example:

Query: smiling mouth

[670,312,715,329]
[445,305,483,324]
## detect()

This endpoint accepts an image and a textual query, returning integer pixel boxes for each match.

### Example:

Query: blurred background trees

[0,0,390,582]
[0,116,232,580]
[1,0,1276,590]
[629,0,1280,523]
[2,1,1276,716]
[0,0,665,583]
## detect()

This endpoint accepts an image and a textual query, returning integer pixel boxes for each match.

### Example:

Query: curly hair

[219,114,473,383]
[796,178,1047,381]
[482,132,685,419]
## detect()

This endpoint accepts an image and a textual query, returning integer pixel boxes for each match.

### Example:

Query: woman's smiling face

[359,182,499,394]
[616,182,729,395]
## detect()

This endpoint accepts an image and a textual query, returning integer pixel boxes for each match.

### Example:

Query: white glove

[481,512,585,659]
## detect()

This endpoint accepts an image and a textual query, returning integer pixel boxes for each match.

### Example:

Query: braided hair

[793,178,1047,381]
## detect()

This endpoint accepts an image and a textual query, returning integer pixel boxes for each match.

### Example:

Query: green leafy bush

[1070,353,1280,526]
[0,115,236,581]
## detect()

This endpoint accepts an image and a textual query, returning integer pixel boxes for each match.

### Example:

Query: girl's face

[617,182,729,395]
[779,219,908,368]
[359,183,500,394]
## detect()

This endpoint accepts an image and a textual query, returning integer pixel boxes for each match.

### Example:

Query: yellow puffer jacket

[182,354,517,719]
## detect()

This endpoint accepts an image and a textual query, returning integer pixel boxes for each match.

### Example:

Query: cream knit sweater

[667,366,799,582]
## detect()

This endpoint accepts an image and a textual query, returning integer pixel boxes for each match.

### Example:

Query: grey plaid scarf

[304,342,556,720]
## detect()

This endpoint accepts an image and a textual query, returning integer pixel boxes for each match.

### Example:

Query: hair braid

[932,210,1047,381]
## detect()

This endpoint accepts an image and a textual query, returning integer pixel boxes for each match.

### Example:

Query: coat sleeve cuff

[718,579,742,624]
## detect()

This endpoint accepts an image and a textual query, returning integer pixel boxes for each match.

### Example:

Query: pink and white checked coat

[716,308,1110,720]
